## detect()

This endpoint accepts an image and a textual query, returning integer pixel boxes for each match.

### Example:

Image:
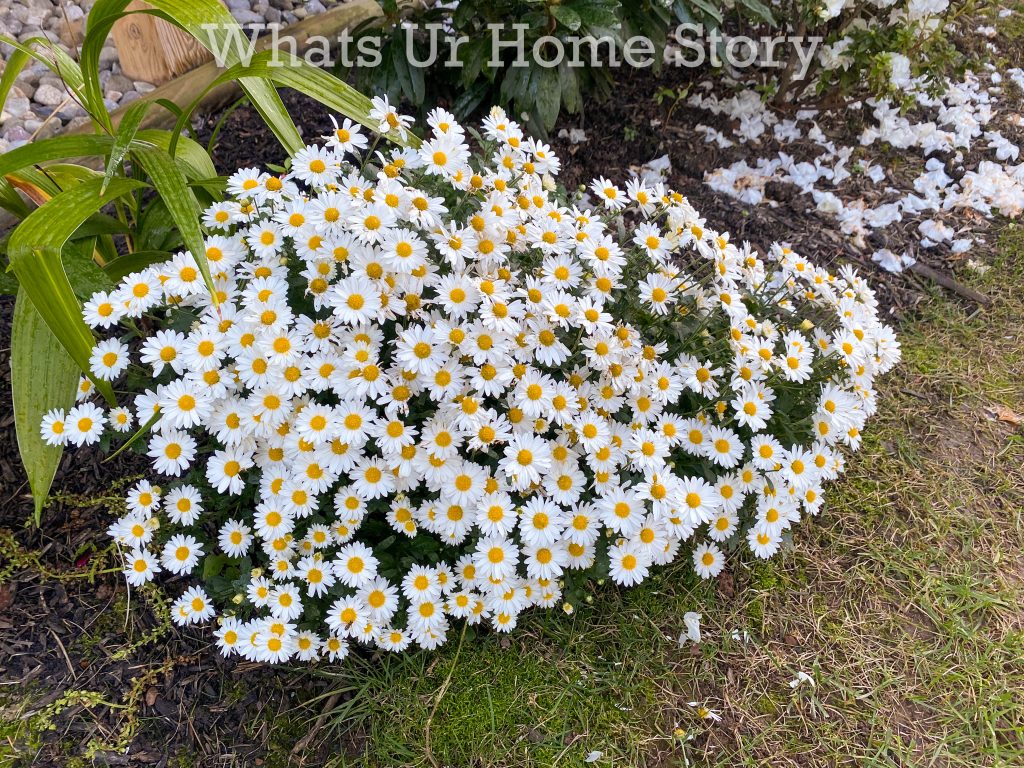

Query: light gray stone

[233,9,265,25]
[33,82,65,107]
[134,81,156,94]
[105,73,133,93]
[120,91,141,106]
[4,125,32,143]
[38,121,61,140]
[56,103,87,120]
[2,89,32,120]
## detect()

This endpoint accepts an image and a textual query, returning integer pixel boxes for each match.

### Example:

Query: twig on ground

[289,691,342,764]
[910,261,992,308]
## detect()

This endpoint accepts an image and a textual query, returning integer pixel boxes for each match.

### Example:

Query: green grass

[280,228,1024,768]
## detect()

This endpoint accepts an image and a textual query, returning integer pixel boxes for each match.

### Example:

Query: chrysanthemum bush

[44,99,899,663]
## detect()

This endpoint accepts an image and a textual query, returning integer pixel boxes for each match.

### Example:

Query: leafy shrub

[347,0,696,133]
[52,102,900,662]
[776,0,975,104]
[350,0,970,131]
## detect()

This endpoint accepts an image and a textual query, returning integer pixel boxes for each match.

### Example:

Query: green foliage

[345,0,719,134]
[10,291,83,524]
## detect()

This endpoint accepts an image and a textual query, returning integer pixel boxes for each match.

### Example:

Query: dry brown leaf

[985,404,1022,426]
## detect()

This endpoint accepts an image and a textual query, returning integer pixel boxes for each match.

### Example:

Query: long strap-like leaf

[10,289,82,524]
[130,145,218,302]
[82,0,303,152]
[8,177,148,404]
[0,135,114,179]
[197,50,420,148]
[102,100,154,195]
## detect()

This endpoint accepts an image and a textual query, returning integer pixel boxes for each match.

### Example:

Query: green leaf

[82,0,302,150]
[136,129,218,180]
[737,0,776,24]
[559,59,581,115]
[143,0,304,152]
[70,213,131,240]
[11,288,81,523]
[210,50,418,147]
[7,177,147,405]
[550,5,582,31]
[0,134,114,179]
[0,45,31,115]
[63,239,115,299]
[104,410,162,463]
[130,145,217,302]
[532,65,561,133]
[102,100,153,194]
[0,177,31,218]
[102,250,175,282]
[0,36,87,104]
[137,197,180,252]
[684,0,725,25]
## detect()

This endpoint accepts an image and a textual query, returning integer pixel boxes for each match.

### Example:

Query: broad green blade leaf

[5,165,106,210]
[145,0,304,152]
[131,145,218,302]
[0,177,31,218]
[0,45,31,115]
[70,213,131,240]
[135,129,218,180]
[137,197,180,252]
[7,177,148,404]
[63,238,115,298]
[11,288,81,523]
[737,0,776,24]
[103,100,154,194]
[0,134,113,179]
[83,0,302,152]
[212,51,418,147]
[0,36,87,102]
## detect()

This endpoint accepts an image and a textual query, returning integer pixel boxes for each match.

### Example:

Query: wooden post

[111,1,224,85]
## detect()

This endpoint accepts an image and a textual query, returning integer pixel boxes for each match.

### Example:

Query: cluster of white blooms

[45,100,899,664]
[693,51,1023,273]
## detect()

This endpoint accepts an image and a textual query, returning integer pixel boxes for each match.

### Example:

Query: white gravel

[0,0,334,152]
